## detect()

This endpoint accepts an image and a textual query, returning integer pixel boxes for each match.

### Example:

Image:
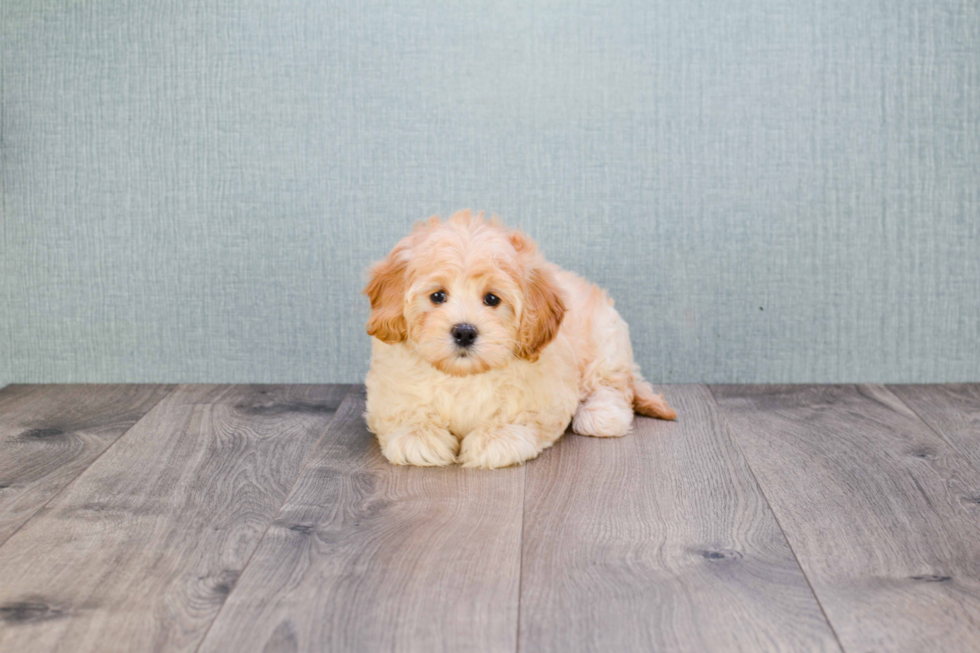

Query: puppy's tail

[631,374,677,420]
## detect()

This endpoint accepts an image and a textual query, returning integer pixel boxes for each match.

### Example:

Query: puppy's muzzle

[451,323,478,348]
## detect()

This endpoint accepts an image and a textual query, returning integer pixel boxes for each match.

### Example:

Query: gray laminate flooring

[0,383,978,652]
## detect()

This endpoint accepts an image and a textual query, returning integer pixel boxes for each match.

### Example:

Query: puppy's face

[364,212,565,376]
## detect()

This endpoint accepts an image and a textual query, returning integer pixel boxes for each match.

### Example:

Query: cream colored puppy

[364,210,676,469]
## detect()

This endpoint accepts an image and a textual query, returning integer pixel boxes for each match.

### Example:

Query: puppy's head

[364,210,565,376]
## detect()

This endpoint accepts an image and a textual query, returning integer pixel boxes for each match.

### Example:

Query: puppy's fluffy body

[364,211,675,469]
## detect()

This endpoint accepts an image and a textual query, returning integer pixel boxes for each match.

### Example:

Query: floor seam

[0,383,179,550]
[192,384,356,653]
[515,462,528,653]
[705,384,849,653]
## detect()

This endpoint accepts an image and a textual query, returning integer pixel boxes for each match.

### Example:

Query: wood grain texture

[888,384,980,474]
[198,387,525,653]
[518,384,840,652]
[0,384,348,653]
[0,384,175,545]
[711,384,980,652]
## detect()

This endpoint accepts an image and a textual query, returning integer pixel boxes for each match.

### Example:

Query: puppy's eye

[430,291,447,305]
[483,293,501,307]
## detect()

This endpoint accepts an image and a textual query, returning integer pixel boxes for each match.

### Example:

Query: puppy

[363,210,676,469]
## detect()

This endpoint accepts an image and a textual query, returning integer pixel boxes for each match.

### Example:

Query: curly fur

[364,210,676,469]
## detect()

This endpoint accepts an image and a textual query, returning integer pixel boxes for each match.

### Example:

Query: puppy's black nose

[451,323,478,348]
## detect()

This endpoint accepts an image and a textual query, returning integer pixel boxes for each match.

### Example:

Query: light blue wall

[2,0,979,384]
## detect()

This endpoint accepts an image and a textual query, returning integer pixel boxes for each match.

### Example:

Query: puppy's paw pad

[573,390,634,437]
[459,425,541,469]
[381,426,458,467]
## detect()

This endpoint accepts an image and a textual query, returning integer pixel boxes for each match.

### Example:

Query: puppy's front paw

[380,425,459,467]
[459,424,542,469]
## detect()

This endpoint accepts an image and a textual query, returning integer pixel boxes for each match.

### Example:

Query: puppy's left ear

[363,245,409,344]
[516,265,566,362]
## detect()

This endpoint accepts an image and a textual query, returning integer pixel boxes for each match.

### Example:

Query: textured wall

[2,0,979,385]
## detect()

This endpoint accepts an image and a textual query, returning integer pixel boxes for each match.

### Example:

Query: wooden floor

[0,384,979,652]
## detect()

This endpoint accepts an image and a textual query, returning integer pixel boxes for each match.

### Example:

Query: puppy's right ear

[363,245,409,344]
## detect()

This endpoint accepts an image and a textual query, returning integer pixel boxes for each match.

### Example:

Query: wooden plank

[888,384,980,474]
[711,384,980,653]
[198,387,525,653]
[0,384,175,545]
[519,384,840,652]
[0,384,348,653]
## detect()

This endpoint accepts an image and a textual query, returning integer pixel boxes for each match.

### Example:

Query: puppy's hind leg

[572,289,676,434]
[572,386,635,437]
